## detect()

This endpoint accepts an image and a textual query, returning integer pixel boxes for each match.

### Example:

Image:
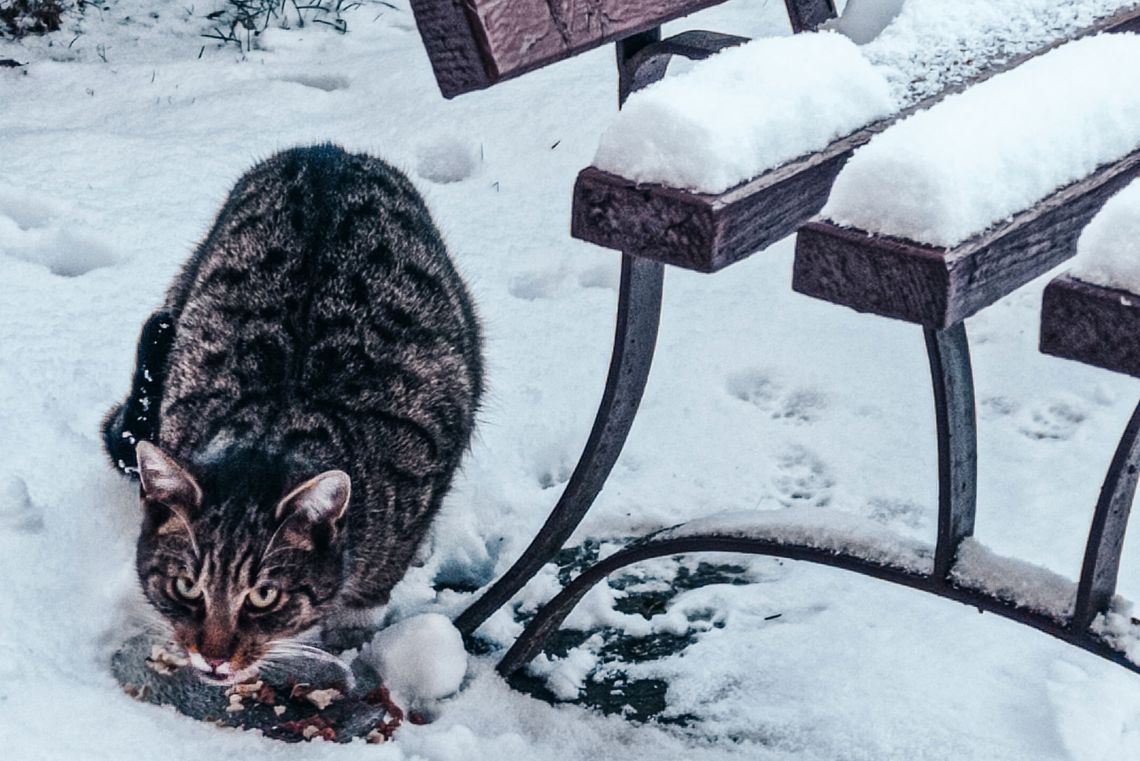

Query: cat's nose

[204,656,226,670]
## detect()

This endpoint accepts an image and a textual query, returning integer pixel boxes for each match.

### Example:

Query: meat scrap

[145,644,188,676]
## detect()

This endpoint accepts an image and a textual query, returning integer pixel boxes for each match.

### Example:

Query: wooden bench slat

[570,5,1140,271]
[410,0,837,98]
[792,147,1140,329]
[1041,275,1140,379]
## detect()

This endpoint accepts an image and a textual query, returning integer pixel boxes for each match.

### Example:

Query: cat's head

[133,441,351,684]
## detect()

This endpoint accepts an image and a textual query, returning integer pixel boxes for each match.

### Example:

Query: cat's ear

[273,471,351,550]
[135,441,203,514]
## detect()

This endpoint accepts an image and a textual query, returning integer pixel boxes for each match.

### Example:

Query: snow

[1092,598,1140,665]
[823,34,1140,247]
[950,538,1078,622]
[824,0,905,45]
[655,507,934,574]
[415,135,481,185]
[361,614,468,704]
[4,1,1140,759]
[862,0,1140,107]
[592,0,1139,195]
[1069,178,1140,293]
[592,32,895,194]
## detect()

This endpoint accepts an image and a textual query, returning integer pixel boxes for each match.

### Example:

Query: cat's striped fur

[104,145,482,680]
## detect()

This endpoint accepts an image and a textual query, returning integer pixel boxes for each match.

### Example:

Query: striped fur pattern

[111,145,483,678]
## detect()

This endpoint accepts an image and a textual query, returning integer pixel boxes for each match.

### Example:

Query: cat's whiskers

[261,642,356,688]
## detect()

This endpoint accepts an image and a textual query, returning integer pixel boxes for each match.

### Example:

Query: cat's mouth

[187,649,261,686]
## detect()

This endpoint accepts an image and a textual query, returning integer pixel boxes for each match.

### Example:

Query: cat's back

[158,145,482,474]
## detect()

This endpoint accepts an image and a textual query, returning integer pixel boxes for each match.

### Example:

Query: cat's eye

[172,575,202,601]
[246,584,280,610]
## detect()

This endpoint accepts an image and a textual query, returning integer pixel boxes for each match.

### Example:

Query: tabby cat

[103,144,483,684]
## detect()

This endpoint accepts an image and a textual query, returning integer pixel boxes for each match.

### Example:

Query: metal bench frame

[409,0,1140,686]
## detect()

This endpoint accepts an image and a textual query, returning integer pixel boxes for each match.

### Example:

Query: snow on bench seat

[1041,179,1140,377]
[860,0,1140,108]
[592,33,896,195]
[793,34,1140,328]
[821,34,1140,248]
[573,3,1140,272]
[1068,178,1140,293]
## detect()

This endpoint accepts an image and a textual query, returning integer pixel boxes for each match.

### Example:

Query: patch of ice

[823,34,1140,247]
[1069,178,1140,294]
[655,507,934,574]
[950,538,1076,622]
[361,613,468,703]
[592,32,895,194]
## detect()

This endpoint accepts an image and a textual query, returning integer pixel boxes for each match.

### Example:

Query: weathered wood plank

[791,147,1140,329]
[570,4,1140,269]
[1041,276,1140,379]
[410,0,837,98]
[572,150,849,273]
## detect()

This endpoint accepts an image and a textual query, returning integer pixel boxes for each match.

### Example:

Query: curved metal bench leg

[1072,401,1140,631]
[924,323,978,580]
[455,255,665,636]
[496,532,1140,679]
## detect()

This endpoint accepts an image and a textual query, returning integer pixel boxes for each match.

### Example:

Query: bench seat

[1042,276,1140,378]
[410,0,837,97]
[571,5,1140,274]
[794,148,1140,329]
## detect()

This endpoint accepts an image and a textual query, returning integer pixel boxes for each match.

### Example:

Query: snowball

[1069,178,1140,294]
[362,613,467,703]
[823,34,1140,247]
[415,135,480,184]
[824,0,905,45]
[592,32,895,194]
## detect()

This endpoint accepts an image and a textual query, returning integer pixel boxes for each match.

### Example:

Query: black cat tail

[102,310,176,478]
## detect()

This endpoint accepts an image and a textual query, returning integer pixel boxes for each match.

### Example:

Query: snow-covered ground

[3,1,1140,759]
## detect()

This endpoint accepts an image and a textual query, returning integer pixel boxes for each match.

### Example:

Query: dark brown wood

[409,0,728,98]
[410,0,838,98]
[792,147,1140,329]
[572,150,850,273]
[571,5,1140,270]
[1041,276,1140,379]
[409,0,493,99]
[785,0,837,33]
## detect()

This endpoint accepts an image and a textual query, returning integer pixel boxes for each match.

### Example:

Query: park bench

[409,0,1140,686]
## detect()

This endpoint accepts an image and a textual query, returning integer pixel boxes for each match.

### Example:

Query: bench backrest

[410,0,837,97]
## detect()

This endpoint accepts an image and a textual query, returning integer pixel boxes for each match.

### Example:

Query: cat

[103,144,483,685]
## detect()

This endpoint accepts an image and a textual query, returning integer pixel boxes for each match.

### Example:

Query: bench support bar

[1074,401,1140,631]
[925,324,978,579]
[495,534,1140,679]
[454,255,665,635]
